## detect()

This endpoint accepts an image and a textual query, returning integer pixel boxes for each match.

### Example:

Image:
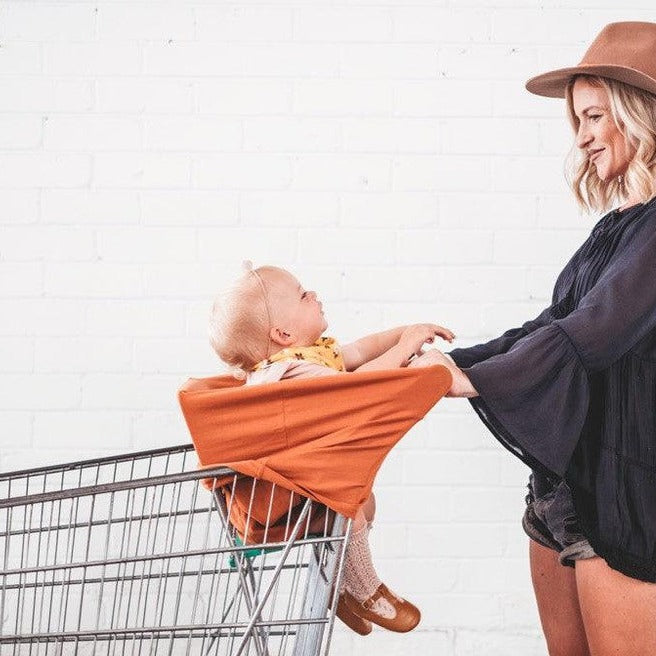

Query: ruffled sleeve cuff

[464,323,590,478]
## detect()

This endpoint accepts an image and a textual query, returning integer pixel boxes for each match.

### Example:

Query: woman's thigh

[529,539,591,656]
[576,556,656,656]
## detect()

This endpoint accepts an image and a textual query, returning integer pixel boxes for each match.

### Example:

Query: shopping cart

[0,443,351,656]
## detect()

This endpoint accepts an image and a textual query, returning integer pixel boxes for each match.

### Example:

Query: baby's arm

[341,326,406,371]
[342,324,454,372]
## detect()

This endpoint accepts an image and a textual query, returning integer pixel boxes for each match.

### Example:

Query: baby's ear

[270,327,294,347]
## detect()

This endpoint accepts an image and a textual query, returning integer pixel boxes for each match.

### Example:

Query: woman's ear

[270,326,294,347]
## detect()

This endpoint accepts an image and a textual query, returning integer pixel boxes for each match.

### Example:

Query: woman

[435,22,656,656]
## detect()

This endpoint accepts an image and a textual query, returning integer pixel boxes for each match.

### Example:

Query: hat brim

[526,64,656,98]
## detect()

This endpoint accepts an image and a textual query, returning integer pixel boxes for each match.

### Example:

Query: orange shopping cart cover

[178,365,452,519]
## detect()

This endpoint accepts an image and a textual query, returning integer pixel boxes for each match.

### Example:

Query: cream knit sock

[342,525,396,619]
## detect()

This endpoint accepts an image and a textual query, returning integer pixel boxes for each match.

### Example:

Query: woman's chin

[591,162,609,181]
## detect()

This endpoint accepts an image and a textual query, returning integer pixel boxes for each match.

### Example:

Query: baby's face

[264,268,328,346]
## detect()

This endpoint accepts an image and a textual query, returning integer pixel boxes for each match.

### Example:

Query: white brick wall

[0,3,650,653]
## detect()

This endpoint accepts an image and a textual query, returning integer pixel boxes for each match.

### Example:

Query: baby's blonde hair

[565,75,656,213]
[209,265,279,375]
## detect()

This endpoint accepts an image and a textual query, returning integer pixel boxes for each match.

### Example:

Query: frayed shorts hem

[522,493,596,568]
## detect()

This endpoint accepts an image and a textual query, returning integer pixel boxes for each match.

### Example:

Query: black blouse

[449,197,656,582]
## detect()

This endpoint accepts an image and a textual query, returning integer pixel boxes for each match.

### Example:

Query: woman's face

[571,77,635,182]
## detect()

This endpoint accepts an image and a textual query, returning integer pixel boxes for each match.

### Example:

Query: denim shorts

[522,472,596,567]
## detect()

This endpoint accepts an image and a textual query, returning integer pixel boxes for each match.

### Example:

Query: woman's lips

[589,148,604,163]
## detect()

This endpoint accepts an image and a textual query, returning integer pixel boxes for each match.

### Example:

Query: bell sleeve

[461,210,656,478]
[448,304,558,368]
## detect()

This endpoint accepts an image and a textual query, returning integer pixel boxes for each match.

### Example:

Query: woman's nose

[576,122,593,149]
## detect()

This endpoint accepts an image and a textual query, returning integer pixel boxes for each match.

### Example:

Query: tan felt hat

[526,21,656,99]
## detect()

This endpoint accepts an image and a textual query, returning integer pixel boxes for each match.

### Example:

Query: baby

[209,263,454,635]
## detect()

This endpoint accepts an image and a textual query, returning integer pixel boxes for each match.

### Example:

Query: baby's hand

[399,323,455,358]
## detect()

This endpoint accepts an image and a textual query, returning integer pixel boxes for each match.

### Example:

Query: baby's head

[209,264,328,373]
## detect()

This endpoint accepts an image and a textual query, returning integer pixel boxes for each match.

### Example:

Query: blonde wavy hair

[565,74,656,213]
[208,265,277,376]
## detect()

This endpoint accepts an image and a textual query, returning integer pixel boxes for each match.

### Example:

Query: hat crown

[582,22,656,69]
[526,21,656,99]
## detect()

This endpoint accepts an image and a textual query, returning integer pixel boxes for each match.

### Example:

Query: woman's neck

[618,192,643,212]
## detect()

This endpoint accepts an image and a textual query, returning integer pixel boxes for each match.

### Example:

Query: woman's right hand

[408,348,478,398]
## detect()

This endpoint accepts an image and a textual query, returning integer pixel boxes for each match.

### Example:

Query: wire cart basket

[0,444,351,656]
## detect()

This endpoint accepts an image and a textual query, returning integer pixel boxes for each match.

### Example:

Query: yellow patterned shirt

[251,336,346,373]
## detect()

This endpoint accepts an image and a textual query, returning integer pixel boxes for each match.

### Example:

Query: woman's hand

[408,348,478,398]
[398,323,455,360]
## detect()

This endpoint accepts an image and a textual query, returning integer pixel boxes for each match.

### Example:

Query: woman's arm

[342,324,455,372]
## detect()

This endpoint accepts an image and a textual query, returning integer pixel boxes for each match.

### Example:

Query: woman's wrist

[447,366,478,398]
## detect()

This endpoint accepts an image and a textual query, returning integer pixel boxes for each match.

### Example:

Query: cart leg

[232,499,315,656]
[203,492,271,656]
[291,515,349,656]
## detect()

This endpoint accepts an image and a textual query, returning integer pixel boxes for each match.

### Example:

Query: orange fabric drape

[178,365,452,533]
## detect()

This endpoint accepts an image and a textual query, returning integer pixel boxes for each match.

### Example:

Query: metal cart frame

[0,444,351,656]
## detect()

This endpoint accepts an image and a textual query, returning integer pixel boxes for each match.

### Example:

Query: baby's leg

[343,494,393,611]
[361,493,376,524]
[340,494,420,631]
[342,520,381,600]
[352,493,375,533]
[344,494,378,595]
